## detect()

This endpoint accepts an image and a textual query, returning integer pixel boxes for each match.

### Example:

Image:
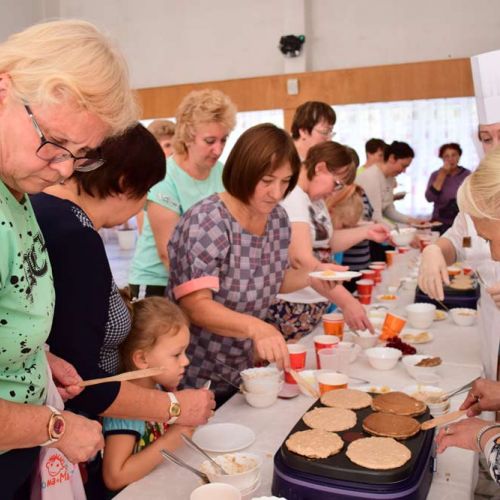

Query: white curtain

[332,97,480,217]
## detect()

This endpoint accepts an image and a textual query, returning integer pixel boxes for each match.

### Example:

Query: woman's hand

[250,321,290,370]
[435,417,486,453]
[418,244,449,301]
[46,351,83,401]
[365,223,390,243]
[341,297,374,332]
[460,378,500,415]
[174,388,216,426]
[56,411,104,463]
[486,283,500,309]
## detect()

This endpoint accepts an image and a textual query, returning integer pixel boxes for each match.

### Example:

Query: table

[117,252,483,499]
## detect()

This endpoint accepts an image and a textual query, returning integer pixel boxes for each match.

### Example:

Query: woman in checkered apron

[168,123,343,406]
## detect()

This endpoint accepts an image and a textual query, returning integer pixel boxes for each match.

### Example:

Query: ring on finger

[444,425,452,435]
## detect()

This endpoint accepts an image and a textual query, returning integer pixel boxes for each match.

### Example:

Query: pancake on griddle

[303,407,356,432]
[320,388,372,410]
[362,412,420,440]
[286,429,343,459]
[346,437,411,469]
[372,391,426,416]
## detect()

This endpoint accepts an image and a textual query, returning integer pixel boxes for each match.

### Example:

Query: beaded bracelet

[476,424,500,453]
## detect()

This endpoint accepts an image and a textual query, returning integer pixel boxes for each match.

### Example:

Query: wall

[2,0,499,91]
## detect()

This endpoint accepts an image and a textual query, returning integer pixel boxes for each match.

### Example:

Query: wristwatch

[166,392,181,424]
[40,405,66,446]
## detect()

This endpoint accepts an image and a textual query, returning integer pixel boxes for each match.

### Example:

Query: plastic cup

[317,371,349,394]
[398,246,410,254]
[285,344,306,384]
[369,264,384,284]
[385,250,397,266]
[380,312,407,340]
[463,266,473,275]
[322,313,344,340]
[313,335,339,368]
[356,279,374,295]
[371,261,387,269]
[358,294,372,305]
[360,269,376,280]
[318,347,351,374]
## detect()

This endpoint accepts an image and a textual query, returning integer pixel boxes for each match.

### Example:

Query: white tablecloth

[116,252,483,499]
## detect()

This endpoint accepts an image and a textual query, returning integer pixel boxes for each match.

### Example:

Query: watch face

[53,416,65,438]
[171,402,181,417]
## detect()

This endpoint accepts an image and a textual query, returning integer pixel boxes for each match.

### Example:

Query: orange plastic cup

[314,335,339,368]
[317,372,349,394]
[380,312,407,340]
[463,266,473,275]
[385,250,397,266]
[360,269,376,280]
[369,264,384,284]
[285,344,307,384]
[322,313,344,340]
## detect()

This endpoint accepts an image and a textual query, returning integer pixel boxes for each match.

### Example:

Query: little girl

[102,294,194,493]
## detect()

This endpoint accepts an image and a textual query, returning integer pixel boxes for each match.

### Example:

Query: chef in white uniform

[418,49,500,380]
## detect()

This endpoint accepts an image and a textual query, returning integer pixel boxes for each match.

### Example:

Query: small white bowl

[243,388,279,408]
[449,308,477,327]
[201,452,262,492]
[390,227,417,246]
[402,354,441,383]
[405,303,436,329]
[364,347,401,370]
[241,367,282,393]
[352,330,379,349]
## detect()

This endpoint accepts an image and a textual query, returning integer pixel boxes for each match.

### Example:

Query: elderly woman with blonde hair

[0,19,137,498]
[129,89,237,298]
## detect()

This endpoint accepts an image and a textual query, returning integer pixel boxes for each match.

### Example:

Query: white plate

[308,271,361,281]
[400,329,434,344]
[192,423,256,453]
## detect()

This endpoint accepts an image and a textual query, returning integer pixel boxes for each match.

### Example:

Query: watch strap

[40,405,64,447]
[167,392,180,424]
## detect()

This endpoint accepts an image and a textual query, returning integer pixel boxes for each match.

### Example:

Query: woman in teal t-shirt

[129,89,236,298]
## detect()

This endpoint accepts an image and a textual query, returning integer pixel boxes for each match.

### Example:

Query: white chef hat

[471,49,500,125]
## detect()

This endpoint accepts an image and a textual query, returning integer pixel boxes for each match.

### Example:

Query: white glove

[418,244,449,301]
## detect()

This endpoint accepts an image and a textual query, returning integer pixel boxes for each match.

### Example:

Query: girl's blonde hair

[119,290,189,372]
[173,89,237,155]
[457,147,500,221]
[329,187,364,229]
[0,19,138,135]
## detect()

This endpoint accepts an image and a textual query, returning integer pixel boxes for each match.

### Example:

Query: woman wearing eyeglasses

[0,20,137,499]
[266,142,390,339]
[291,101,336,160]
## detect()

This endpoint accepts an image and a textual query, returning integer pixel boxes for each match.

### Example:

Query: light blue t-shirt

[129,156,225,286]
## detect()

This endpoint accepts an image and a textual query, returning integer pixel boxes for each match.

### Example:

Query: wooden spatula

[420,409,467,431]
[287,369,320,399]
[79,367,165,387]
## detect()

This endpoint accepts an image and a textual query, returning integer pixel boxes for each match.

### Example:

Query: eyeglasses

[24,104,105,172]
[313,127,335,138]
[333,179,345,192]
